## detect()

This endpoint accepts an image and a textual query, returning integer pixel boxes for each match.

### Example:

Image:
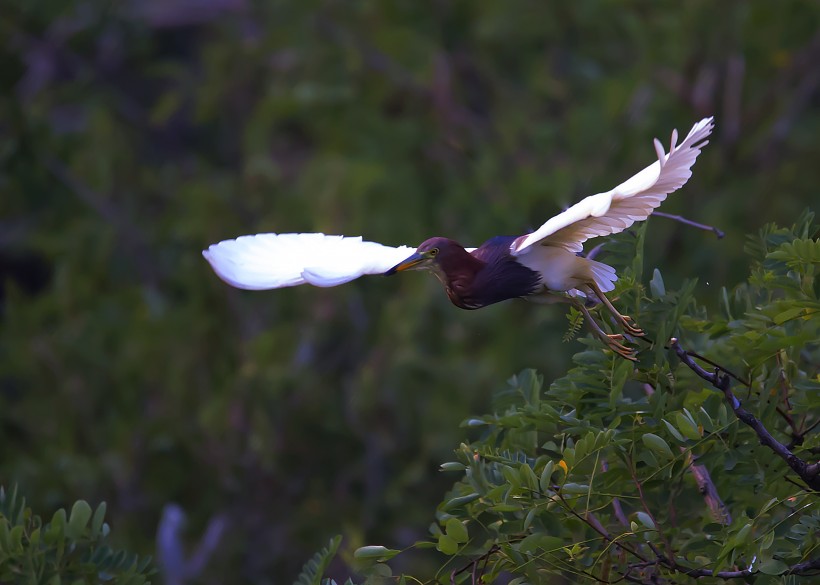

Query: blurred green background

[1,0,818,582]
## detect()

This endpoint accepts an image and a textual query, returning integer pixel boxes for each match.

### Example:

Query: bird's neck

[435,247,484,309]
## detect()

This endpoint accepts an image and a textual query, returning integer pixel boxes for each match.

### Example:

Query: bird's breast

[444,259,540,310]
[446,279,484,310]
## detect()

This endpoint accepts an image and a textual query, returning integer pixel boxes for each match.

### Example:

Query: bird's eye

[429,248,439,257]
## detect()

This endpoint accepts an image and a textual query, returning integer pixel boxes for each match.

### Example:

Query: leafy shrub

[311,213,819,584]
[0,485,153,585]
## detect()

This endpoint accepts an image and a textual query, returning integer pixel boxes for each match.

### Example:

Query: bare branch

[652,211,725,239]
[687,457,732,525]
[450,545,499,585]
[670,338,820,491]
[602,460,630,528]
[788,557,820,575]
[555,491,650,564]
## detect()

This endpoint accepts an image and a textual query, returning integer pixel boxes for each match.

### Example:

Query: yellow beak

[385,252,425,275]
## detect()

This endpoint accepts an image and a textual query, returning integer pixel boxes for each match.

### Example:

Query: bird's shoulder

[470,235,520,262]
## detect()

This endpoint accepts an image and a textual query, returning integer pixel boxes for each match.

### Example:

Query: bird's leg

[575,302,637,362]
[589,282,645,337]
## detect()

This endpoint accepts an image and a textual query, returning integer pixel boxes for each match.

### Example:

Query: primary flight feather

[204,117,714,359]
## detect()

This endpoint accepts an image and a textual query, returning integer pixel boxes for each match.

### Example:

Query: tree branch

[687,455,732,525]
[641,542,820,579]
[555,491,650,564]
[643,384,732,525]
[652,211,725,239]
[788,557,820,575]
[670,338,820,491]
[450,545,498,585]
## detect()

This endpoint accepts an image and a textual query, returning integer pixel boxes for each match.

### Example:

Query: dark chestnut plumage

[386,236,541,310]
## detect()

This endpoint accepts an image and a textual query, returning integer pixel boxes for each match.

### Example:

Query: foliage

[2,0,819,582]
[343,214,819,583]
[0,485,153,584]
[294,535,342,585]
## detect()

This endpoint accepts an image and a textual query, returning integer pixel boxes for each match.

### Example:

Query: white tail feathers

[588,259,617,293]
[203,233,415,290]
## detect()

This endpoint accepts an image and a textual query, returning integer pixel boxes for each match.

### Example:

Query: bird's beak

[385,252,425,275]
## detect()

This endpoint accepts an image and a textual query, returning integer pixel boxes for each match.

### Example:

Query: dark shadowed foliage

[1,1,818,583]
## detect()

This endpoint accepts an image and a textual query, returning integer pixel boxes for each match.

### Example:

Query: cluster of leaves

[0,485,153,584]
[309,213,819,583]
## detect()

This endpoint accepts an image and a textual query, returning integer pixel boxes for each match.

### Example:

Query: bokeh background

[2,1,818,582]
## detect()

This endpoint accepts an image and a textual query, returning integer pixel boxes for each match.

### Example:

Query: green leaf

[560,483,590,495]
[733,523,752,545]
[295,535,342,585]
[674,411,701,440]
[519,463,539,491]
[8,525,23,552]
[353,546,399,560]
[650,268,666,298]
[518,534,564,555]
[445,518,468,543]
[773,307,805,324]
[91,502,107,539]
[642,433,674,459]
[635,512,655,530]
[759,497,779,516]
[66,500,93,539]
[49,508,67,542]
[539,460,555,493]
[757,558,789,575]
[441,493,480,511]
[662,419,686,442]
[610,359,632,407]
[436,534,458,555]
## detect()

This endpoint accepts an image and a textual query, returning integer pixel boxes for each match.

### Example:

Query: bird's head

[384,237,463,275]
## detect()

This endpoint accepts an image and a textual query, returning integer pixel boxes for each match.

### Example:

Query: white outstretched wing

[203,233,415,290]
[511,117,714,255]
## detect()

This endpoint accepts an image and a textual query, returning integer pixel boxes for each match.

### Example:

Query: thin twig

[555,491,650,563]
[602,460,630,528]
[652,211,725,239]
[450,545,499,585]
[626,457,673,558]
[670,338,820,491]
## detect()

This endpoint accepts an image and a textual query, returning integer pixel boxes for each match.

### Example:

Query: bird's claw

[605,339,637,362]
[619,315,645,337]
[603,334,635,359]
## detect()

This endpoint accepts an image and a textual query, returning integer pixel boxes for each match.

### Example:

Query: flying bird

[204,117,714,360]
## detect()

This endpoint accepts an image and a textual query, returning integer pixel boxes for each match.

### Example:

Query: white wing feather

[511,117,714,255]
[203,233,415,290]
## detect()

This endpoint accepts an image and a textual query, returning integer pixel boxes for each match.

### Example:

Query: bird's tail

[588,259,617,293]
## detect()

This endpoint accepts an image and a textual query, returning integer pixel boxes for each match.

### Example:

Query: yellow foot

[603,335,637,361]
[610,343,638,362]
[619,315,645,337]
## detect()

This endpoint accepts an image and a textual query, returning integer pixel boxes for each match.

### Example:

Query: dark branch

[788,557,820,575]
[652,211,725,239]
[643,543,820,579]
[643,384,733,525]
[688,457,732,525]
[450,545,498,585]
[670,338,820,491]
[555,491,650,563]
